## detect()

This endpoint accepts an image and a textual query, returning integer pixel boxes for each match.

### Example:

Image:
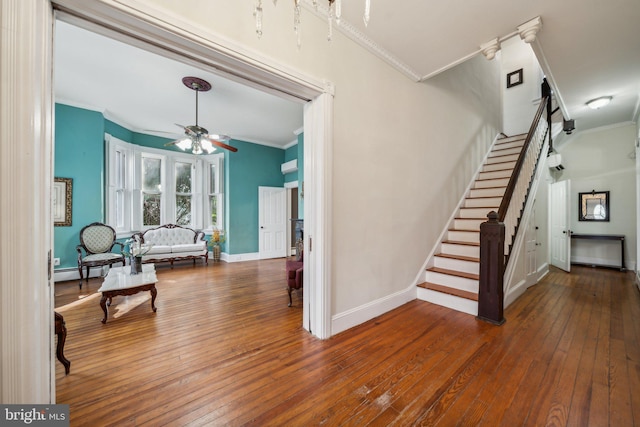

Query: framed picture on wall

[578,190,609,221]
[506,68,524,88]
[54,177,73,226]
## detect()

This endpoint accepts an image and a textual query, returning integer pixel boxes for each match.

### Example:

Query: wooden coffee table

[98,264,158,323]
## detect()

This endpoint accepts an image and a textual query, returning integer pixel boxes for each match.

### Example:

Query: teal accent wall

[284,144,298,184]
[225,140,285,254]
[104,120,133,142]
[54,104,106,269]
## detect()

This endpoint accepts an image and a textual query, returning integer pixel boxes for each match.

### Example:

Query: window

[106,134,223,236]
[142,155,163,226]
[208,158,224,230]
[175,161,194,226]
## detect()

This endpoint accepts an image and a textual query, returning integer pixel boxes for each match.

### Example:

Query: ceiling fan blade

[206,136,238,152]
[175,123,196,136]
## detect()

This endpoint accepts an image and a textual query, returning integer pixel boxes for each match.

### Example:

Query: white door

[525,204,538,286]
[550,180,571,272]
[259,186,287,259]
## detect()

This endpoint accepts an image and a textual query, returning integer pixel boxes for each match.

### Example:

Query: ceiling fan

[165,76,238,154]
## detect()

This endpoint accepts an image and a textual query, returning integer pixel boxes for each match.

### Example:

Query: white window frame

[203,153,224,232]
[106,134,217,237]
[173,158,196,227]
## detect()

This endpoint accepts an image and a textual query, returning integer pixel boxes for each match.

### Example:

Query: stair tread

[455,217,486,220]
[442,240,480,247]
[427,266,479,280]
[435,253,479,263]
[417,282,479,301]
[448,228,480,233]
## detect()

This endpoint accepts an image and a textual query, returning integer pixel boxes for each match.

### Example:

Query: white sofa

[133,224,208,266]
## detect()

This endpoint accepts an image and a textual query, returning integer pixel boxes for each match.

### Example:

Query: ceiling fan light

[200,139,216,154]
[175,138,192,151]
[191,141,203,155]
[586,96,612,110]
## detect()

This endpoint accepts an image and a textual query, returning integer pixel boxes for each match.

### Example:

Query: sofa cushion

[172,243,206,254]
[145,245,173,255]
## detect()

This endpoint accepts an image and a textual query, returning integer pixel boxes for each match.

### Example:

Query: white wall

[134,0,502,320]
[501,37,543,136]
[555,124,637,270]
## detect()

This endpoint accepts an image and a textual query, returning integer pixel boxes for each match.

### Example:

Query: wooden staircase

[417,134,527,315]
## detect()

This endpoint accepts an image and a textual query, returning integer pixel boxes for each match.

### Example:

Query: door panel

[550,180,571,272]
[259,187,287,259]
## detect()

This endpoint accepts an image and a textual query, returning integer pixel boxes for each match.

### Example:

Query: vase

[212,244,221,262]
[130,256,142,275]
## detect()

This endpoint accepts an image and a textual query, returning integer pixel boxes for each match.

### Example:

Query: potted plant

[208,228,225,262]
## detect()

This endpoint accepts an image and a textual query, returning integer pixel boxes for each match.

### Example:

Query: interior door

[550,180,571,271]
[525,204,538,286]
[259,186,287,259]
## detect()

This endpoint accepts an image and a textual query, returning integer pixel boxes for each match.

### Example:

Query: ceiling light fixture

[164,77,238,155]
[586,96,612,110]
[255,0,371,47]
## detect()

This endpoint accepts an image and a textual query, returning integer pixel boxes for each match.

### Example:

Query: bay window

[106,134,223,237]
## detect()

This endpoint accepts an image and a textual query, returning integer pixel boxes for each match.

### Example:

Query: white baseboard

[224,252,260,263]
[54,267,104,283]
[331,285,416,336]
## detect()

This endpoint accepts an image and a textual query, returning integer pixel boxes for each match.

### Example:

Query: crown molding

[301,1,422,82]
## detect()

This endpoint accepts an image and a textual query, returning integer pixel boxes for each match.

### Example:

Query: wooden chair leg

[287,287,293,307]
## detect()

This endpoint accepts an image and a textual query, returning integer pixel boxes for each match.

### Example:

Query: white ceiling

[54,21,305,148]
[55,1,640,145]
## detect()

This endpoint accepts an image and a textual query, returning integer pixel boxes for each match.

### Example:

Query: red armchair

[285,255,303,307]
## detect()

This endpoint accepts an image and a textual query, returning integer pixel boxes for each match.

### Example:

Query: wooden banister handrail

[496,95,549,223]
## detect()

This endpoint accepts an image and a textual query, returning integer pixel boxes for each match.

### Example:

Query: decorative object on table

[122,238,153,275]
[578,190,609,221]
[208,228,226,262]
[76,222,126,289]
[53,177,73,226]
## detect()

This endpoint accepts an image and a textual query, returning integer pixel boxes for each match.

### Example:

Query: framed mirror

[578,190,609,221]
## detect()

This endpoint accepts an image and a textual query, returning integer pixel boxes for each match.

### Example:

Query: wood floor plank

[54,262,640,426]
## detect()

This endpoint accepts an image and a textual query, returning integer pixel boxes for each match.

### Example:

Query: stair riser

[453,218,484,231]
[448,230,479,243]
[425,271,479,293]
[441,243,480,258]
[478,169,512,180]
[469,187,505,198]
[489,146,522,157]
[494,141,524,151]
[459,207,495,218]
[417,288,478,316]
[474,178,509,188]
[486,153,519,164]
[497,135,526,144]
[433,257,479,275]
[483,161,516,172]
[464,197,502,208]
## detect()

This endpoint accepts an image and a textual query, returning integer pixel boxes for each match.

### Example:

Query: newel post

[477,211,506,325]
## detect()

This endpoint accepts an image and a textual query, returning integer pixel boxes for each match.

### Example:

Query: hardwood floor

[55,261,640,426]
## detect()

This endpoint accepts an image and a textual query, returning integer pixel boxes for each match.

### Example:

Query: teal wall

[225,140,285,254]
[54,104,106,269]
[55,103,302,268]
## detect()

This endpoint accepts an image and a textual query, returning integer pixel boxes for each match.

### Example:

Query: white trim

[332,285,416,336]
[224,252,260,263]
[284,181,299,189]
[293,126,304,136]
[283,139,299,150]
[1,0,54,403]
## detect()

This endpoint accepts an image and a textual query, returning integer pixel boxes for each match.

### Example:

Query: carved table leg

[100,293,109,324]
[54,312,71,375]
[150,285,158,312]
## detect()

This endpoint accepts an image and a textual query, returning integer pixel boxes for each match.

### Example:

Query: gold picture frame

[54,177,73,226]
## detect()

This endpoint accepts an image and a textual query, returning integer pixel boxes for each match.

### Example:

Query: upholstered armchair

[76,222,125,289]
[285,253,303,307]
